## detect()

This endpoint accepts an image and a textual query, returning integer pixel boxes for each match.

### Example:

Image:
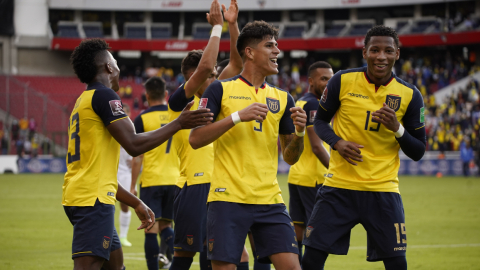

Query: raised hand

[206,0,224,26]
[334,139,364,166]
[372,103,400,132]
[238,103,269,122]
[134,202,155,231]
[177,101,214,129]
[290,107,307,133]
[222,0,239,24]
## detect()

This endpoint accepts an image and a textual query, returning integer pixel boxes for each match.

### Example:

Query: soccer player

[63,38,213,270]
[189,21,306,270]
[167,1,243,270]
[287,61,333,264]
[130,76,179,270]
[117,104,134,247]
[302,26,426,270]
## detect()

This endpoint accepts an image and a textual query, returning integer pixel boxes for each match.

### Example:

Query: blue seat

[83,25,103,38]
[125,26,147,39]
[193,27,211,39]
[151,26,171,39]
[57,25,80,38]
[283,26,306,38]
[325,24,345,36]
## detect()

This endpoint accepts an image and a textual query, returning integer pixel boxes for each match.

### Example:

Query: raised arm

[218,0,243,80]
[184,0,224,98]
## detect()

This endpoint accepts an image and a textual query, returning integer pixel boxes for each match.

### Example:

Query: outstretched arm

[218,0,242,80]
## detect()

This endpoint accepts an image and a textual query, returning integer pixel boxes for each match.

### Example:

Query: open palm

[222,0,238,24]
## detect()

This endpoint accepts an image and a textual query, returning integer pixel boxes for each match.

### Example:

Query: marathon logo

[109,100,125,116]
[215,188,226,192]
[194,172,204,177]
[347,93,369,99]
[394,246,407,251]
[229,96,252,100]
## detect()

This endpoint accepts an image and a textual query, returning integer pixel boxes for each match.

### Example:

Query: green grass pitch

[0,174,479,270]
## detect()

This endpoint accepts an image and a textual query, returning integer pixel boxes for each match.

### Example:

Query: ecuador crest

[306,226,313,238]
[187,236,193,245]
[266,97,280,113]
[103,238,110,249]
[385,94,401,112]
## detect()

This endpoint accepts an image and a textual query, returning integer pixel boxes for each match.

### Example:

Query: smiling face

[363,36,400,86]
[247,36,280,77]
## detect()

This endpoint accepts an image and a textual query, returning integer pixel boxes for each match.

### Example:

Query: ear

[362,47,367,60]
[245,47,254,60]
[308,77,313,86]
[106,62,114,74]
[396,48,400,61]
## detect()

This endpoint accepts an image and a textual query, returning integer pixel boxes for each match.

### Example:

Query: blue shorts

[64,199,121,260]
[173,182,210,252]
[207,202,298,264]
[140,185,175,221]
[303,186,407,261]
[288,183,319,225]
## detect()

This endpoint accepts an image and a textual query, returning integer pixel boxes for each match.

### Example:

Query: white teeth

[270,59,277,63]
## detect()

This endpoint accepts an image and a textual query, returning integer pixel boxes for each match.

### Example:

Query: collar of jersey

[238,75,267,89]
[143,104,168,113]
[86,82,108,91]
[363,69,395,87]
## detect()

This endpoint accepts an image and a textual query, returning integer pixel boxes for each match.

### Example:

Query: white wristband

[211,25,222,38]
[394,124,405,138]
[231,111,241,125]
[295,130,305,137]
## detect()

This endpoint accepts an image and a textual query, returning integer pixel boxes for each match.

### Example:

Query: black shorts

[207,201,298,264]
[64,199,121,260]
[140,185,175,221]
[288,183,319,225]
[303,186,407,261]
[173,183,210,252]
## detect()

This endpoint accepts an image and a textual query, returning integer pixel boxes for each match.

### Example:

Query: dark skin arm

[116,183,155,231]
[130,154,143,196]
[108,101,213,157]
[306,126,330,168]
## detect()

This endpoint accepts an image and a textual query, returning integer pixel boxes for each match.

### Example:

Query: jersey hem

[323,181,400,193]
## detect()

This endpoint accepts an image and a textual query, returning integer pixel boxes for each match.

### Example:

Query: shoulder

[394,75,424,102]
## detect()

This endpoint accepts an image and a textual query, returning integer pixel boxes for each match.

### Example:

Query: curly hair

[144,76,166,101]
[364,25,399,48]
[236,21,279,58]
[181,50,203,79]
[70,38,111,84]
[308,61,332,77]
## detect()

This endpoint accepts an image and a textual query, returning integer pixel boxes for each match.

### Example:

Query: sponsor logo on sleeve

[321,88,328,103]
[310,110,317,123]
[109,100,125,116]
[420,107,425,123]
[198,98,208,109]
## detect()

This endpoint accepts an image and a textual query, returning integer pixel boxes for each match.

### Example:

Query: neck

[148,99,166,107]
[308,88,320,99]
[91,75,111,89]
[240,62,267,89]
[366,69,392,87]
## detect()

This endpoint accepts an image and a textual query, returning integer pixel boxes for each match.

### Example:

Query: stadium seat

[193,23,212,39]
[57,24,80,38]
[151,23,172,39]
[348,23,374,36]
[325,24,346,37]
[83,22,103,38]
[124,23,147,39]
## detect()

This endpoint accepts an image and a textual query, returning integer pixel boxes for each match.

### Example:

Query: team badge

[208,240,214,252]
[310,110,317,123]
[385,94,401,112]
[321,88,328,103]
[109,100,125,116]
[198,98,208,109]
[306,226,313,238]
[266,97,280,113]
[103,238,110,249]
[187,236,193,245]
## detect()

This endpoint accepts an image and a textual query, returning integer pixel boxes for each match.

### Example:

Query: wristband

[295,129,305,137]
[231,111,241,125]
[394,124,405,138]
[211,25,222,38]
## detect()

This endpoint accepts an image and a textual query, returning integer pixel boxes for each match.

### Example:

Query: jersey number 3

[67,112,80,163]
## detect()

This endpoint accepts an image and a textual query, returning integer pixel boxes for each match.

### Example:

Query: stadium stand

[57,21,80,38]
[82,22,104,38]
[124,23,147,39]
[151,23,172,39]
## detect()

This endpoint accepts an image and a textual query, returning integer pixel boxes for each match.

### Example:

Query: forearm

[313,147,330,169]
[314,118,342,149]
[283,135,304,165]
[227,22,242,70]
[189,116,235,149]
[117,183,142,208]
[131,155,142,190]
[396,128,426,161]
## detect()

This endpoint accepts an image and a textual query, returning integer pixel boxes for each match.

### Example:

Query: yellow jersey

[317,67,425,193]
[168,83,214,188]
[201,75,296,205]
[62,82,128,206]
[133,105,179,187]
[288,93,328,187]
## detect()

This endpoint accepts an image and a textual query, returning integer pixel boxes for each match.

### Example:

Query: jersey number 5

[67,112,80,163]
[254,120,263,132]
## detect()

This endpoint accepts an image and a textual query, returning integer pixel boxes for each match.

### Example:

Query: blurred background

[0,0,479,176]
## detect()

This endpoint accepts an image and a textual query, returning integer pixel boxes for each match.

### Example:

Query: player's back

[63,82,127,207]
[134,105,179,187]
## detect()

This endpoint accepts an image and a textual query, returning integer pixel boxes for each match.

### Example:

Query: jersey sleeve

[201,80,224,122]
[316,71,342,122]
[402,87,425,130]
[304,98,319,127]
[133,115,144,134]
[279,93,295,135]
[168,84,194,112]
[91,88,128,126]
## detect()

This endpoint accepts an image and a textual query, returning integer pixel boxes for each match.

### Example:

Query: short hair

[236,21,279,58]
[144,76,166,101]
[217,59,229,70]
[364,25,399,48]
[181,50,203,79]
[308,61,333,77]
[70,38,111,84]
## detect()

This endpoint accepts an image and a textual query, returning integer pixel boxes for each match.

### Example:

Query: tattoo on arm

[280,134,304,165]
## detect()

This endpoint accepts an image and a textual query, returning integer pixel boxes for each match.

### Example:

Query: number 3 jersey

[317,67,425,193]
[62,82,128,207]
[201,75,295,205]
[133,105,179,187]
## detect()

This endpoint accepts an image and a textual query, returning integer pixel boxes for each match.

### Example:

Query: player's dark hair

[70,38,111,84]
[308,61,333,77]
[144,76,166,101]
[217,59,229,70]
[236,21,279,58]
[181,50,203,79]
[364,25,399,48]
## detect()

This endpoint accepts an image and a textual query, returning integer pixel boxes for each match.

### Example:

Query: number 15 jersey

[62,82,128,207]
